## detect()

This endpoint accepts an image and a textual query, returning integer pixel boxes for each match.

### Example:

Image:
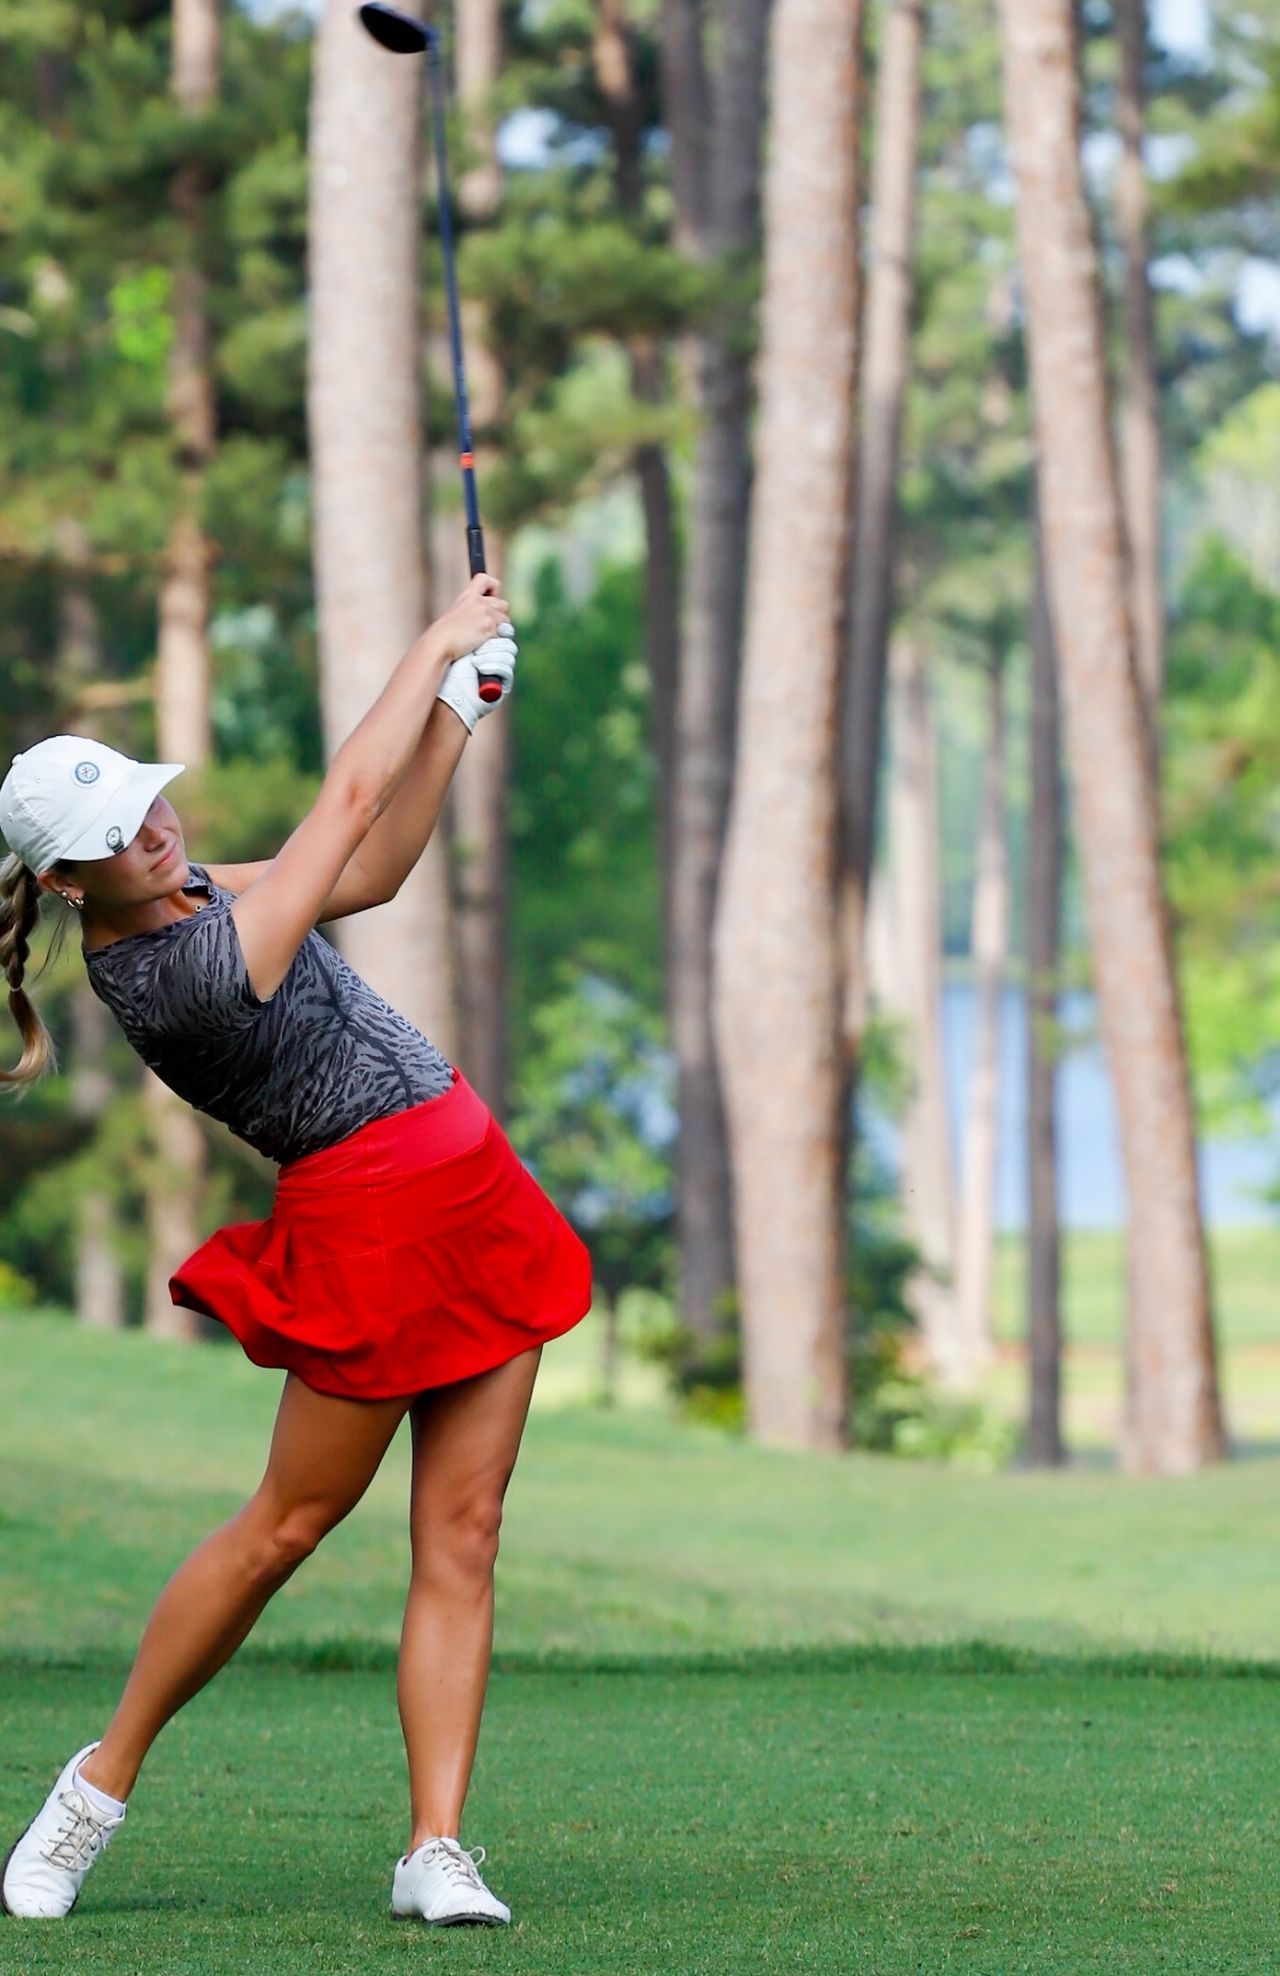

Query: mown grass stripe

[7,1636,1280,1681]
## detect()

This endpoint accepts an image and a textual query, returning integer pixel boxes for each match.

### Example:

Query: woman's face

[45,793,189,907]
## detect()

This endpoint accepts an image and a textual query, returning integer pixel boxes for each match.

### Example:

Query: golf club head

[357,2,432,54]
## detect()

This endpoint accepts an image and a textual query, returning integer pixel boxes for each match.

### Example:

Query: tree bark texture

[456,0,502,217]
[54,519,103,717]
[157,0,218,768]
[71,968,126,1333]
[143,1069,206,1339]
[660,0,711,252]
[431,414,510,1118]
[592,0,681,953]
[712,0,863,1452]
[840,0,927,1060]
[308,0,457,1056]
[669,0,772,1353]
[156,512,213,765]
[447,596,510,1114]
[55,527,128,1332]
[883,637,958,1376]
[446,0,510,1118]
[1115,0,1165,725]
[145,0,220,1339]
[634,344,681,943]
[1026,539,1064,1465]
[953,656,1007,1388]
[997,0,1224,1472]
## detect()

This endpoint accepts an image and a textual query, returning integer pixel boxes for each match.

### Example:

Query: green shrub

[0,1258,37,1309]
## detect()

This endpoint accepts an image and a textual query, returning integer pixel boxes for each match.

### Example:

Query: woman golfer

[0,572,592,1929]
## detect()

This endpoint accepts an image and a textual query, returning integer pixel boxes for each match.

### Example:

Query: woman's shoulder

[84,861,219,965]
[184,858,222,901]
[144,863,280,1036]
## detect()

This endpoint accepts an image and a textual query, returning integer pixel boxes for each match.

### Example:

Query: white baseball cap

[0,736,186,874]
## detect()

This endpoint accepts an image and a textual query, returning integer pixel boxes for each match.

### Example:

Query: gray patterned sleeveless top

[83,860,454,1164]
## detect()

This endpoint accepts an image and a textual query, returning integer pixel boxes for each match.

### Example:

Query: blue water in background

[882,986,1280,1234]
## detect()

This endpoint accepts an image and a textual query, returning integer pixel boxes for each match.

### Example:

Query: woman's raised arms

[224,574,510,1003]
[205,685,473,932]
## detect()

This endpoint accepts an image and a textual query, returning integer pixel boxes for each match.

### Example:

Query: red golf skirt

[168,1068,593,1400]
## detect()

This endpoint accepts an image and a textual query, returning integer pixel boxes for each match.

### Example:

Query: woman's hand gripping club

[432,573,519,735]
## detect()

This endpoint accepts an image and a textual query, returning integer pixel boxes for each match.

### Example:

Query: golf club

[358,1,430,52]
[358,3,503,704]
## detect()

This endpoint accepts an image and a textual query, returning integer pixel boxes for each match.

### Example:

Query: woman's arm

[221,576,510,1002]
[343,695,469,904]
[201,702,464,921]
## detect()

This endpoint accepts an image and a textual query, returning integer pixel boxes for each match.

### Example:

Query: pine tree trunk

[713,0,863,1451]
[456,0,502,218]
[77,1183,127,1332]
[432,421,510,1117]
[449,662,509,1114]
[144,1073,206,1339]
[634,340,680,946]
[447,0,510,1118]
[54,520,103,710]
[884,637,958,1377]
[669,0,771,1353]
[146,0,221,1340]
[953,655,1007,1387]
[1026,537,1064,1464]
[865,854,900,1008]
[158,0,218,766]
[308,0,457,1055]
[71,985,126,1332]
[997,0,1224,1472]
[156,509,212,765]
[660,0,710,253]
[52,519,128,1332]
[1115,0,1164,725]
[601,1292,621,1408]
[592,0,681,954]
[840,0,927,1058]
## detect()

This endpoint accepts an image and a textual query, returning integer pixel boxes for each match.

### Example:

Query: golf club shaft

[424,39,503,701]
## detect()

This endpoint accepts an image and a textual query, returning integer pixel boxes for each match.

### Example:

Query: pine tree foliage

[1,0,1279,1376]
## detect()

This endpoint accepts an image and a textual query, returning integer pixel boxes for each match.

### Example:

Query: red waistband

[275,1067,490,1196]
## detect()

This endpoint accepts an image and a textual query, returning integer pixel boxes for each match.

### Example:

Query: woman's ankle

[407,1817,463,1852]
[77,1746,135,1806]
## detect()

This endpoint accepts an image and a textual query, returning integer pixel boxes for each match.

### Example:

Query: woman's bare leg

[77,1373,411,1804]
[397,1346,542,1850]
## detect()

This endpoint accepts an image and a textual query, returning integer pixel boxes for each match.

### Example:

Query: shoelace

[42,1789,119,1874]
[422,1838,489,1891]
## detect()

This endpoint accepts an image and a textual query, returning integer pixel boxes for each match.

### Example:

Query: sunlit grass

[8,1659,1280,1973]
[5,1309,1280,1667]
[987,1225,1280,1451]
[5,1312,1280,1969]
[994,1225,1280,1349]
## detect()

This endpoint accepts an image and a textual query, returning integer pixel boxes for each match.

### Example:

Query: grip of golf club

[468,526,504,703]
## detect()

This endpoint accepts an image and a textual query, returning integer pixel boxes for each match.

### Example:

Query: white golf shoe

[391,1835,511,1926]
[1,1742,126,1919]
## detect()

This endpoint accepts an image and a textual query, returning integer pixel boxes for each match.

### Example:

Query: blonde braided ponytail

[0,852,60,1087]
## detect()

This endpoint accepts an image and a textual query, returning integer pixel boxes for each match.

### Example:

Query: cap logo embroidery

[74,761,101,784]
[105,824,124,852]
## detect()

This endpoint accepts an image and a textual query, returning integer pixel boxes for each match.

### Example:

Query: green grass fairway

[4,1313,1280,1972]
[5,1311,1280,1664]
[5,1660,1280,1973]
[991,1226,1280,1452]
[993,1226,1280,1353]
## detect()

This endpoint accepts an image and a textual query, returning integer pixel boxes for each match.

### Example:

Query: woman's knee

[238,1496,344,1586]
[413,1491,505,1586]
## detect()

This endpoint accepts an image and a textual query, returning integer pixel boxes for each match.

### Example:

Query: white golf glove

[437,621,518,733]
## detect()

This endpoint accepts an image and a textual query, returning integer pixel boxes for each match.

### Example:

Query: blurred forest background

[3,0,1280,1476]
